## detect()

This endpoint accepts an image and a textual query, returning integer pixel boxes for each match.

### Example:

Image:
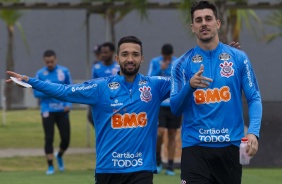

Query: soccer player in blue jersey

[148,44,182,176]
[34,50,73,175]
[7,36,170,184]
[170,1,262,183]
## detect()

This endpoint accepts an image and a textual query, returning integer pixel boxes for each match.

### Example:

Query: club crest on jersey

[192,54,203,63]
[219,53,231,61]
[219,61,234,78]
[139,86,152,102]
[108,82,120,89]
[43,71,49,75]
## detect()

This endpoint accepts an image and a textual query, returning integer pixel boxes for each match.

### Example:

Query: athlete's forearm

[28,78,95,105]
[247,98,262,138]
[170,83,194,115]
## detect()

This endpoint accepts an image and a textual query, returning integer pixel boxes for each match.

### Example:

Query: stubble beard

[199,34,214,43]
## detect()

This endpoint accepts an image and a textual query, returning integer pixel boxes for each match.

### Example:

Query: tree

[179,0,262,44]
[82,0,148,44]
[263,10,282,42]
[0,0,29,110]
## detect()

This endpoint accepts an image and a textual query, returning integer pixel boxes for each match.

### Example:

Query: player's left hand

[245,134,258,157]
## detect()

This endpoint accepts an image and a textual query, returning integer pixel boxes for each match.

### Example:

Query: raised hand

[189,64,213,89]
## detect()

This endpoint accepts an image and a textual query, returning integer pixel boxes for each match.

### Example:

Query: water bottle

[239,137,250,165]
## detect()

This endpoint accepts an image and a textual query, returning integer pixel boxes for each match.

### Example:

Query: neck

[197,36,219,51]
[120,72,137,82]
[103,60,113,66]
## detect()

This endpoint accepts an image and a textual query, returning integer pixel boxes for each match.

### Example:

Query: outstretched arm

[6,71,99,105]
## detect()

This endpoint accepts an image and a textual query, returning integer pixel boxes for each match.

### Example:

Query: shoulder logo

[108,82,120,89]
[139,86,152,103]
[219,61,234,78]
[192,54,203,63]
[219,53,231,61]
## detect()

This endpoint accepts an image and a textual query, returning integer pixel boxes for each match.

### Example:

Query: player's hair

[161,44,173,55]
[117,36,143,55]
[101,42,115,52]
[191,0,218,22]
[43,50,56,57]
[93,44,101,54]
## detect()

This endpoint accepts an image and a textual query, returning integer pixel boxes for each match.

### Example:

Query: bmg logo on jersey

[112,151,143,168]
[194,86,231,104]
[111,112,147,129]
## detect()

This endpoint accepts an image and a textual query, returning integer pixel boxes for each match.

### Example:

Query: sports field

[0,109,281,184]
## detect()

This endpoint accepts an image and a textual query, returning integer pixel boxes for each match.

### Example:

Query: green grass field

[0,109,282,184]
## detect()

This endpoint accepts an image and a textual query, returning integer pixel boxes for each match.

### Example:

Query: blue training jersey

[170,42,262,148]
[91,61,120,78]
[147,55,177,106]
[33,65,73,113]
[27,73,170,173]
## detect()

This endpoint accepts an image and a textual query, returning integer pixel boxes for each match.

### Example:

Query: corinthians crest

[219,61,234,78]
[139,86,152,102]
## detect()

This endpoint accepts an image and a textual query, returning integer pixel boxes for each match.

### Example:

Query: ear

[217,19,221,29]
[191,23,195,33]
[141,56,144,64]
[115,55,120,64]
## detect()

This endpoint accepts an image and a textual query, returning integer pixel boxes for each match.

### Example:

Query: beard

[120,63,140,76]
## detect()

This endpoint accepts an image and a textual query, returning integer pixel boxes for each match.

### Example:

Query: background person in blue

[91,42,120,79]
[147,44,182,176]
[170,1,262,184]
[33,50,73,175]
[7,36,171,184]
[87,42,120,126]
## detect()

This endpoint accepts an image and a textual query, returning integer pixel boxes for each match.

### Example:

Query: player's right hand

[189,64,213,89]
[6,71,29,83]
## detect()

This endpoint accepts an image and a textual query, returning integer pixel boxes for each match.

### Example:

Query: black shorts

[158,106,182,129]
[95,171,153,184]
[181,145,242,184]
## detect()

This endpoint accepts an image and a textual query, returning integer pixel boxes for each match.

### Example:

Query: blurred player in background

[33,50,73,175]
[148,44,182,176]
